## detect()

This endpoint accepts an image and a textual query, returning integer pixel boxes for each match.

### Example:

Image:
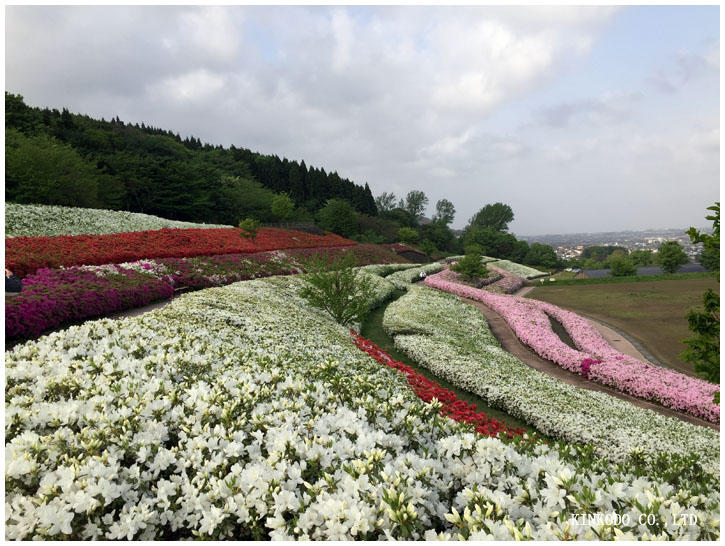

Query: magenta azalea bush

[423,268,720,423]
[6,246,410,341]
[5,267,174,338]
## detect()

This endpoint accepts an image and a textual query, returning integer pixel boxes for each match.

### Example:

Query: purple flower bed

[6,251,298,340]
[423,268,720,423]
[5,267,174,338]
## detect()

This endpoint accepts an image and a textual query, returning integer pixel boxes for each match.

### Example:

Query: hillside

[5,93,377,225]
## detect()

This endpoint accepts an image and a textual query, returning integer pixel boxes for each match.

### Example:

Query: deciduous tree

[657,241,689,274]
[469,202,514,232]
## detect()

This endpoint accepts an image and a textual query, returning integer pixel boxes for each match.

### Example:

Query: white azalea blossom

[5,203,229,237]
[5,274,719,540]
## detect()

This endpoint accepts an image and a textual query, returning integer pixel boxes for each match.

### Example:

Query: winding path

[463,296,719,432]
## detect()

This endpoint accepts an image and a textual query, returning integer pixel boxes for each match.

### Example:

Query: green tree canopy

[433,199,456,226]
[463,226,517,259]
[629,249,655,267]
[469,202,514,232]
[400,190,429,220]
[397,227,419,246]
[317,199,357,237]
[657,241,689,274]
[524,242,558,269]
[687,203,720,271]
[609,256,637,277]
[271,192,295,221]
[212,175,276,225]
[374,192,397,214]
[6,128,103,208]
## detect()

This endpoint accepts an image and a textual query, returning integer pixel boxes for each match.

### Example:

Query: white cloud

[4,5,717,234]
[148,70,227,104]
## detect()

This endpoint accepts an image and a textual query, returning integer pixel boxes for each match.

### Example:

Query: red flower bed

[351,331,525,439]
[6,227,356,277]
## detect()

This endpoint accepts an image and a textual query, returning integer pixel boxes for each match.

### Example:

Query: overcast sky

[5,5,720,235]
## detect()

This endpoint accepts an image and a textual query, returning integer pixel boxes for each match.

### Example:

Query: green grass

[527,277,720,376]
[541,271,716,286]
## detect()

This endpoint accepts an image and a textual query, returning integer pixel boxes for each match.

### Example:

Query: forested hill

[5,93,377,225]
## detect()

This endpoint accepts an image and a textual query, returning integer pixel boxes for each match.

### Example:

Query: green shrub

[451,253,489,280]
[238,217,261,242]
[299,253,377,327]
[397,227,419,245]
[680,288,720,384]
[610,256,637,277]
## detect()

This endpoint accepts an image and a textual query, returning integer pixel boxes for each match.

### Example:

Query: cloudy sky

[5,5,720,235]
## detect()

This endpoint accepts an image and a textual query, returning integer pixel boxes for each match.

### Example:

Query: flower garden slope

[6,276,719,539]
[6,203,230,238]
[423,270,719,423]
[5,247,413,342]
[383,285,720,475]
[6,227,356,277]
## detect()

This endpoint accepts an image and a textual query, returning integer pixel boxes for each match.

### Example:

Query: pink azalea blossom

[423,268,719,423]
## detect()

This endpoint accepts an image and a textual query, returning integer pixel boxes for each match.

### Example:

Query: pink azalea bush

[423,268,720,423]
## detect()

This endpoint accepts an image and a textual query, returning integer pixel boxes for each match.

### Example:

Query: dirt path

[106,297,176,320]
[462,297,719,431]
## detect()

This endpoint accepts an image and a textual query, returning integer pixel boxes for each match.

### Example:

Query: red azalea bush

[352,331,525,439]
[6,227,356,277]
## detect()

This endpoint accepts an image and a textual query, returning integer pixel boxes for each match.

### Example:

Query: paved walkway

[462,297,718,431]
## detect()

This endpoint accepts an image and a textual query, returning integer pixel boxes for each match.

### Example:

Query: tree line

[5,93,376,226]
[5,92,568,266]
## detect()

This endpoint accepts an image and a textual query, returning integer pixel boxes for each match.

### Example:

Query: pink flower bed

[423,268,720,423]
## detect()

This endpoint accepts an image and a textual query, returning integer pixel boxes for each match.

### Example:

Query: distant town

[518,227,712,262]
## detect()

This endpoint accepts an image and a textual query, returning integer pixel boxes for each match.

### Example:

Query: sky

[4,5,720,235]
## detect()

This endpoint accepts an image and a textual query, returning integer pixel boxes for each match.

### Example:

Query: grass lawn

[526,277,719,377]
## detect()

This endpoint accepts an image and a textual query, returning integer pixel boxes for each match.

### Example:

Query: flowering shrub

[440,268,503,287]
[487,259,549,279]
[423,269,720,423]
[580,358,601,379]
[5,267,174,338]
[486,265,527,294]
[351,332,524,439]
[6,227,356,277]
[383,284,720,474]
[385,263,444,290]
[6,203,230,238]
[5,276,720,540]
[6,247,412,341]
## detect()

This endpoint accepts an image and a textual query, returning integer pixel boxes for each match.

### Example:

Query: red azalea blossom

[351,331,526,439]
[6,227,356,277]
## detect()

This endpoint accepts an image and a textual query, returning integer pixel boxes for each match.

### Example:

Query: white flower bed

[487,259,549,279]
[5,203,230,238]
[383,286,720,474]
[385,263,444,290]
[5,277,719,540]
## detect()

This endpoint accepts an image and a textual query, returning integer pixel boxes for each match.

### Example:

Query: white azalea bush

[443,256,547,279]
[5,203,230,238]
[6,276,720,539]
[386,263,444,290]
[486,259,548,279]
[383,286,720,475]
